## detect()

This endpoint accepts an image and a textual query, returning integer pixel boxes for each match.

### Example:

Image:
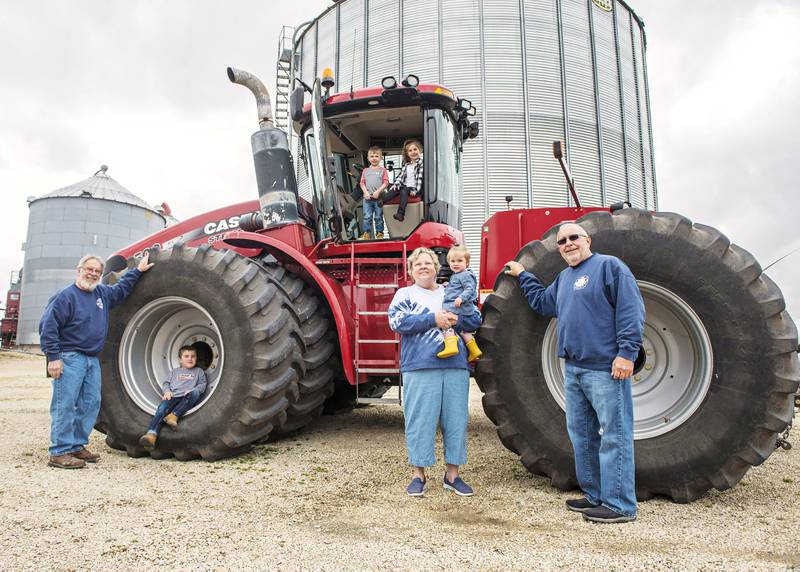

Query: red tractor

[99,68,798,502]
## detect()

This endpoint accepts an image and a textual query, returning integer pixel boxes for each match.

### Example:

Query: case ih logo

[592,0,612,11]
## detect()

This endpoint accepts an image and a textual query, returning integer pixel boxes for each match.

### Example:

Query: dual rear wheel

[98,244,337,461]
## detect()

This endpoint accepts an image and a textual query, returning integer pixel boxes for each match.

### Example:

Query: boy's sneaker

[443,475,474,497]
[582,505,636,523]
[163,413,178,430]
[139,432,157,449]
[406,477,426,497]
[565,497,600,513]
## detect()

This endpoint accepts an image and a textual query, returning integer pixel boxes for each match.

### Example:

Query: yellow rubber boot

[465,338,483,362]
[437,335,460,359]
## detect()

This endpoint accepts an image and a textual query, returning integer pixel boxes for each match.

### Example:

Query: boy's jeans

[402,368,469,467]
[146,389,203,434]
[49,351,101,456]
[564,362,637,517]
[362,198,384,234]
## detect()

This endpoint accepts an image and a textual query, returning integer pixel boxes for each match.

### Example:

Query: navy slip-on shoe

[406,477,426,497]
[443,475,474,497]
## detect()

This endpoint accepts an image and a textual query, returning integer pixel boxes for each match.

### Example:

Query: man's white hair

[77,254,105,271]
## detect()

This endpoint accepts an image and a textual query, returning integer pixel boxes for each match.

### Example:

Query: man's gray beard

[77,279,98,292]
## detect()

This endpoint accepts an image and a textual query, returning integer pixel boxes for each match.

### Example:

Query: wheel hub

[541,281,714,439]
[118,296,223,414]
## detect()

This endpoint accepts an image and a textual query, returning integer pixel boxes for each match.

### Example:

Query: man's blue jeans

[146,389,203,435]
[362,199,384,234]
[402,368,469,467]
[49,351,101,456]
[564,362,637,517]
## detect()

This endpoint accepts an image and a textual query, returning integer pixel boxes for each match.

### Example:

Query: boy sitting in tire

[139,345,207,449]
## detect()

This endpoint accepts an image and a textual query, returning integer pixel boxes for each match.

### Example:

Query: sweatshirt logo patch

[573,275,590,290]
[96,298,104,309]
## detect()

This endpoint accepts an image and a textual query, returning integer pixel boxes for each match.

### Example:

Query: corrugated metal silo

[289,0,657,267]
[16,166,167,350]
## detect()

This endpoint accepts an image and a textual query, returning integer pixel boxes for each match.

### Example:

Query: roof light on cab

[321,67,335,89]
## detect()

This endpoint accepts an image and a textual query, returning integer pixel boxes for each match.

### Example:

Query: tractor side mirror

[290,87,305,122]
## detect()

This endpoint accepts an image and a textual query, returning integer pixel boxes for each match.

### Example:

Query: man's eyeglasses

[556,234,588,246]
[81,267,102,276]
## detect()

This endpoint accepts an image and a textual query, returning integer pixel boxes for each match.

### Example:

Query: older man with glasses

[39,252,154,469]
[505,222,645,523]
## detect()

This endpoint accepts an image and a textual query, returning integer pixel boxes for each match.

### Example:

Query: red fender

[222,230,356,384]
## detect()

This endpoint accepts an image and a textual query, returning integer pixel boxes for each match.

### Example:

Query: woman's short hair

[402,139,423,163]
[406,247,440,276]
[447,244,470,265]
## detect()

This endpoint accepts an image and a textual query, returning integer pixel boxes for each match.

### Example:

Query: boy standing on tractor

[139,345,208,449]
[359,146,389,239]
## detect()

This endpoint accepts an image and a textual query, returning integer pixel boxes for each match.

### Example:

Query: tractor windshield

[300,100,463,241]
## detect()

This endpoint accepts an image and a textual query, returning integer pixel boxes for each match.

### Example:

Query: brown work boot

[163,413,178,430]
[48,454,86,469]
[360,232,371,240]
[71,448,100,463]
[139,432,157,449]
[375,232,384,239]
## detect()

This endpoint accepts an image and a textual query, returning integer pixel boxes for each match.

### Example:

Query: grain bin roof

[29,165,157,211]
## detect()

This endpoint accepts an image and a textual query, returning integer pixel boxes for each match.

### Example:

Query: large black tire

[262,261,338,436]
[98,244,308,461]
[475,209,799,502]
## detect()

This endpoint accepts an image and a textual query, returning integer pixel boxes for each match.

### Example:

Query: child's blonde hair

[402,139,423,164]
[368,145,383,155]
[447,244,471,265]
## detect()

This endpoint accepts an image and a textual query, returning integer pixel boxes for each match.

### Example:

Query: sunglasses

[556,234,588,246]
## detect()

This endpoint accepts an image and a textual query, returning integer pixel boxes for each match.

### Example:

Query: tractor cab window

[301,102,462,241]
[425,107,462,228]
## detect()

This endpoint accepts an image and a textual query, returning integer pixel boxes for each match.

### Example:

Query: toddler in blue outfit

[437,245,482,362]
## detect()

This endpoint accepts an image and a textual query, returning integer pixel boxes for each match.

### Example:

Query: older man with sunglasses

[505,223,644,523]
[39,252,154,469]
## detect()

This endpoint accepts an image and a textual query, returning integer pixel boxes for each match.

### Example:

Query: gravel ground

[1,351,798,570]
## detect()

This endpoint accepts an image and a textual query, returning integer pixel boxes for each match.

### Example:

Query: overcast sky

[2,0,798,323]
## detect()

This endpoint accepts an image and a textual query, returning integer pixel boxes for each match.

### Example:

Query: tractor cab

[291,72,478,242]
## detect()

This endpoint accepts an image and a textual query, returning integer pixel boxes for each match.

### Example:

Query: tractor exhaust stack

[227,66,299,229]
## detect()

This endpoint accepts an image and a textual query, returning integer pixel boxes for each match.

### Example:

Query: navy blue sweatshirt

[39,269,142,361]
[518,254,645,371]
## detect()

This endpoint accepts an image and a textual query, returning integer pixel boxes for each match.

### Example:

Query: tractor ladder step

[316,257,405,266]
[357,283,398,289]
[357,339,398,344]
[356,367,400,374]
[357,397,401,405]
[358,311,388,316]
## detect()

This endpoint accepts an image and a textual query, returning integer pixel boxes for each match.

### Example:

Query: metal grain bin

[16,167,167,350]
[288,0,656,266]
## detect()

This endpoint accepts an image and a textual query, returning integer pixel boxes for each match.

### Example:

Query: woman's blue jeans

[49,351,101,456]
[564,362,637,517]
[402,368,470,467]
[146,389,203,435]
